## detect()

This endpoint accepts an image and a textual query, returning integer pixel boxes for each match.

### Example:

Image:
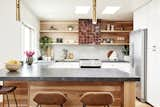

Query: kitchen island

[0,64,140,107]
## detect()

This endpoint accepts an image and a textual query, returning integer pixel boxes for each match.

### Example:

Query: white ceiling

[22,0,151,21]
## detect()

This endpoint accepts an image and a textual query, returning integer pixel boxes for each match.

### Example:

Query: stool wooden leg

[60,104,63,107]
[36,104,39,107]
[83,104,86,107]
[13,91,18,107]
[6,94,10,107]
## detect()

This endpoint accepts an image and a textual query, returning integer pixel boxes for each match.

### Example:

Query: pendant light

[92,0,97,24]
[16,0,20,21]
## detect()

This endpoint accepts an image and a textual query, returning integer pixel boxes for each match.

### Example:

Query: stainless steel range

[79,59,102,68]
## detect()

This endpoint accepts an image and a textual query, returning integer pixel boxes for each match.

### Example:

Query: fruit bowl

[5,60,21,72]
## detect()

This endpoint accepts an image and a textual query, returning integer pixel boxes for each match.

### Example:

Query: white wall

[21,1,40,58]
[0,0,21,63]
[0,0,40,63]
[134,0,160,106]
[21,2,39,30]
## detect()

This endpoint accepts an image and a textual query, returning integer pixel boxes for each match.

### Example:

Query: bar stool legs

[83,104,86,107]
[36,104,41,107]
[6,94,10,107]
[3,91,18,107]
[13,91,18,107]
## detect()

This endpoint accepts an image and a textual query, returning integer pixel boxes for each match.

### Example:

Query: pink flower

[25,51,35,57]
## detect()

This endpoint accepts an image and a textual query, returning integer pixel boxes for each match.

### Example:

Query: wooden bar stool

[80,92,114,107]
[0,85,18,107]
[33,92,67,107]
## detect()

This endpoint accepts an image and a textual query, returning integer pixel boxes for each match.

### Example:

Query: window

[21,23,37,61]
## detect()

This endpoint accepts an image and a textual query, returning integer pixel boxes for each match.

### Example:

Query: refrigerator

[130,29,160,106]
[130,29,148,102]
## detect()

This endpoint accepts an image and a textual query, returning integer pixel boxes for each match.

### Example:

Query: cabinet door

[147,49,160,106]
[147,1,160,49]
[102,62,130,73]
[49,62,80,68]
[79,19,101,44]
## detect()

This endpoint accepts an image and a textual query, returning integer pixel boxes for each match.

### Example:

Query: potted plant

[122,45,130,61]
[40,36,53,57]
[25,51,35,65]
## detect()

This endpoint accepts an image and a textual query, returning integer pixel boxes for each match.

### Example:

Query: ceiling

[22,0,151,21]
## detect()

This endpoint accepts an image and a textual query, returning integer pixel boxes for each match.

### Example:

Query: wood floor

[136,100,151,107]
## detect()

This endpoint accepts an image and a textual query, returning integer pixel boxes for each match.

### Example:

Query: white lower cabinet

[49,62,80,68]
[147,49,160,106]
[48,62,131,73]
[102,62,131,73]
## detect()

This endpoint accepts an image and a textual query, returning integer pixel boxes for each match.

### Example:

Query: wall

[0,0,21,63]
[54,45,124,61]
[0,0,40,63]
[134,0,160,106]
[21,1,40,58]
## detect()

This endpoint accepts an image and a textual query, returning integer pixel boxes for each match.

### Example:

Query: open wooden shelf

[101,30,132,33]
[40,30,78,33]
[100,43,129,46]
[40,43,129,46]
[40,43,79,45]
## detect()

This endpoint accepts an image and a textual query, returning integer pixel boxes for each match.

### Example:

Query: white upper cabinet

[134,0,160,49]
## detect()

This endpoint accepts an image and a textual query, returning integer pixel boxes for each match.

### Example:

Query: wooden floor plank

[136,100,151,107]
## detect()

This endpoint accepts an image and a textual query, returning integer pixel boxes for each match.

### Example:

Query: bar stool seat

[80,92,114,107]
[33,92,67,107]
[0,86,16,94]
[0,85,18,107]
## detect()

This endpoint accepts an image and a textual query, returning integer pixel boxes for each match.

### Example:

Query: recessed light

[75,6,90,14]
[102,6,120,14]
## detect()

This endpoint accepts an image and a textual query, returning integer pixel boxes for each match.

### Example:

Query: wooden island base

[3,81,136,107]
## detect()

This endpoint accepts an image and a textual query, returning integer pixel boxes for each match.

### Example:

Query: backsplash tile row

[53,45,125,60]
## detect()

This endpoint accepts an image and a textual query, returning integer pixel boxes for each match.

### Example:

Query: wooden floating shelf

[100,43,129,46]
[40,43,79,45]
[40,43,129,46]
[40,30,79,33]
[40,30,131,33]
[101,30,132,33]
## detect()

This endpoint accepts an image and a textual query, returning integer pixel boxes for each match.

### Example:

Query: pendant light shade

[16,0,20,21]
[92,0,97,24]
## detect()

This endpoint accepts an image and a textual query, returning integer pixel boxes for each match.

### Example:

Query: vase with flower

[25,51,35,65]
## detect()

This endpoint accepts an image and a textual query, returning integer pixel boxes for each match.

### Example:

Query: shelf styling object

[106,24,111,31]
[111,25,115,31]
[122,45,130,61]
[67,25,74,31]
[49,26,57,30]
[25,51,35,65]
[107,50,114,59]
[40,36,53,56]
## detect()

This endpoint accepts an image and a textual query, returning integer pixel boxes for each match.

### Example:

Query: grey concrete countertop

[0,64,140,81]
